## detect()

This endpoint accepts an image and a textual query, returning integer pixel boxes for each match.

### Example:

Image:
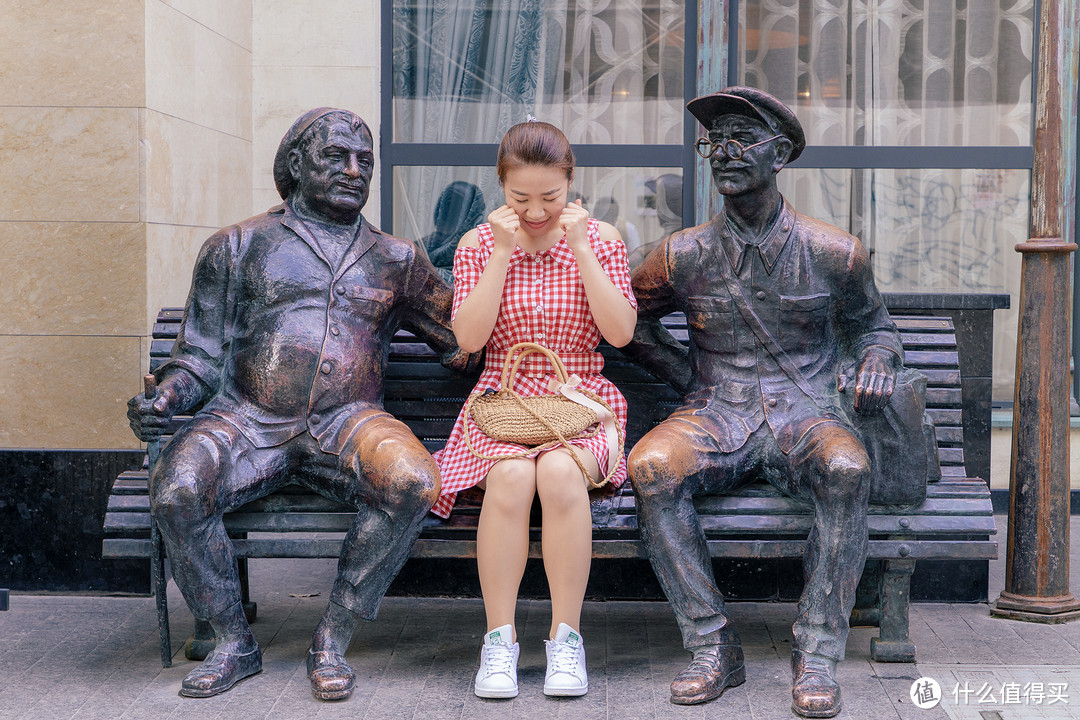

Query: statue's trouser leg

[778,423,871,662]
[628,418,756,650]
[302,412,440,621]
[149,415,288,621]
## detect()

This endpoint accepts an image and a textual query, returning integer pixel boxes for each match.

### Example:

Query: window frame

[379,0,700,235]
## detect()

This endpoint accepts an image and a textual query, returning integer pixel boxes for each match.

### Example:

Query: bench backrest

[149,307,967,480]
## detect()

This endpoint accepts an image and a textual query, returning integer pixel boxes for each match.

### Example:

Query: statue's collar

[280,202,376,272]
[717,197,794,274]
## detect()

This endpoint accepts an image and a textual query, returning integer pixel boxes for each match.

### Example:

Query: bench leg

[238,552,257,624]
[184,618,216,661]
[851,559,882,627]
[150,517,172,668]
[870,558,916,662]
[0,588,8,611]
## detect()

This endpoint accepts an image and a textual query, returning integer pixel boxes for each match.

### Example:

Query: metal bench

[104,300,998,667]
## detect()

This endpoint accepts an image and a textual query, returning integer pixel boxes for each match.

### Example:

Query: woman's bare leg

[477,458,537,638]
[536,448,598,638]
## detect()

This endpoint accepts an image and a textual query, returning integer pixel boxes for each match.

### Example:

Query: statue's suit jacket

[159,201,466,455]
[627,198,903,454]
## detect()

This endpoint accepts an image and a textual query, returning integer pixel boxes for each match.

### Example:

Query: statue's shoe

[180,646,263,698]
[669,644,745,705]
[791,650,842,718]
[307,648,356,701]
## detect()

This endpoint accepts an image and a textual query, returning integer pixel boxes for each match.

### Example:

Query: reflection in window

[393,166,682,275]
[778,166,1026,399]
[392,0,685,144]
[739,0,1033,146]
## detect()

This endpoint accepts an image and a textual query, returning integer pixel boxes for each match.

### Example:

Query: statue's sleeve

[401,247,477,374]
[619,238,692,394]
[155,228,236,404]
[837,238,904,363]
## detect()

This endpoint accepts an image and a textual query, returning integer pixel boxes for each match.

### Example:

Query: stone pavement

[3,515,1080,720]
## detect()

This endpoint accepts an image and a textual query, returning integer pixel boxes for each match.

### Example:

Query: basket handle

[499,342,571,390]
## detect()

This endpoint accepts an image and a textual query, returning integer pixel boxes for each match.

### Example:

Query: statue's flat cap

[687,87,805,162]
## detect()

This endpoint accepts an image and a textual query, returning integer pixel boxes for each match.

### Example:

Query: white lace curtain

[733,0,1034,398]
[391,0,685,254]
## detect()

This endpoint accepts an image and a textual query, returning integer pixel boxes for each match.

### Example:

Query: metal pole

[992,0,1080,623]
[144,374,174,665]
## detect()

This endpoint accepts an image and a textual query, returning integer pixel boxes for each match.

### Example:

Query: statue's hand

[838,349,897,414]
[442,347,483,375]
[127,383,180,441]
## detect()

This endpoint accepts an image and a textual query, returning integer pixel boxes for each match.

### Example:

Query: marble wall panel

[0,107,140,223]
[0,222,145,336]
[145,223,217,331]
[159,0,253,51]
[145,0,252,140]
[0,335,144,450]
[253,0,379,68]
[143,110,253,229]
[0,0,144,107]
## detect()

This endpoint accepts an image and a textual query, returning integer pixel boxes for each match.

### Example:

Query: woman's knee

[482,459,536,516]
[535,450,591,512]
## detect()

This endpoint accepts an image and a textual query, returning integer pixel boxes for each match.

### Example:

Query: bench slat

[102,509,997,536]
[103,536,995,562]
[891,317,954,332]
[927,408,963,425]
[899,333,958,347]
[902,350,960,367]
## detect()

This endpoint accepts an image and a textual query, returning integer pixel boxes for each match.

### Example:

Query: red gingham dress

[430,218,637,518]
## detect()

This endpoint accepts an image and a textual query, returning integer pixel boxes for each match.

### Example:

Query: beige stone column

[0,1,252,450]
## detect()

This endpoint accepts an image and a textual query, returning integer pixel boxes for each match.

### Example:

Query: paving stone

[9,516,1080,718]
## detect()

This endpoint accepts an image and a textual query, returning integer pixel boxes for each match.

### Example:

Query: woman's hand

[559,199,591,253]
[487,205,521,256]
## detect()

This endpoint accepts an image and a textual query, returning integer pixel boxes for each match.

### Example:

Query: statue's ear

[772,137,794,171]
[287,147,303,182]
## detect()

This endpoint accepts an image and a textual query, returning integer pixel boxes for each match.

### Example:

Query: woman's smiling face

[502,165,572,239]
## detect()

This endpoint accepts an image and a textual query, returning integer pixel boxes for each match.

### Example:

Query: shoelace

[681,651,721,677]
[547,641,584,677]
[480,644,516,678]
[797,656,833,680]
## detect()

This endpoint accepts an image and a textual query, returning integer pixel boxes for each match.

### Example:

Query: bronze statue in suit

[625,88,903,718]
[128,108,472,701]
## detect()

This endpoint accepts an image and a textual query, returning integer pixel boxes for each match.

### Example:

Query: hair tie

[526,114,538,123]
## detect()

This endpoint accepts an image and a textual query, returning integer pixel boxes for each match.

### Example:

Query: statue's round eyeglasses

[695,134,786,160]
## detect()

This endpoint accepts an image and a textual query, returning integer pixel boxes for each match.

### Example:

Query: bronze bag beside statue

[463,342,623,489]
[840,366,939,506]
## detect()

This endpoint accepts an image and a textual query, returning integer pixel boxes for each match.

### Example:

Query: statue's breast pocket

[347,286,395,322]
[779,293,830,348]
[686,295,735,353]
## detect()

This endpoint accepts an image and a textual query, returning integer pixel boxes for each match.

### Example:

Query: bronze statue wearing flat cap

[623,87,906,717]
[127,108,475,701]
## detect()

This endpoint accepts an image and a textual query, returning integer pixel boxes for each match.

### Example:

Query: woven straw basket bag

[463,342,623,489]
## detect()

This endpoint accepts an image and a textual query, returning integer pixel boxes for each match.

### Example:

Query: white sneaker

[474,624,520,699]
[544,623,588,696]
